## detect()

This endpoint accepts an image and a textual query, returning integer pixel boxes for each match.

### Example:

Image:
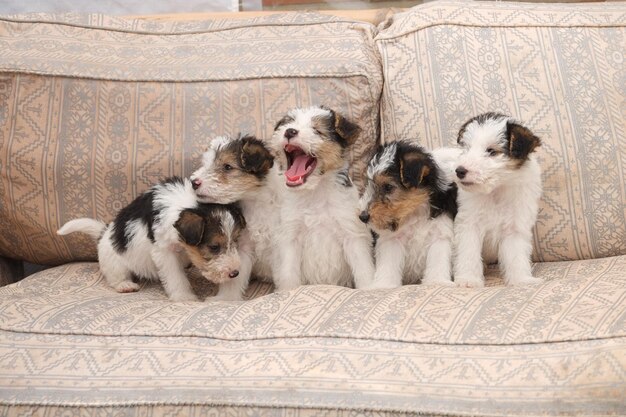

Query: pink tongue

[285,154,314,185]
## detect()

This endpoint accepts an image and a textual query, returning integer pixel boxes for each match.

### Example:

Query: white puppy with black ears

[453,112,542,287]
[270,106,375,291]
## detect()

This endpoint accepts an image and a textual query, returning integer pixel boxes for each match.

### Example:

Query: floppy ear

[399,152,431,189]
[174,210,205,246]
[507,122,541,160]
[240,138,274,176]
[333,112,362,146]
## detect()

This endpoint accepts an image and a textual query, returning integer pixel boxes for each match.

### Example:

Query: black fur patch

[110,176,185,253]
[238,135,274,179]
[320,106,361,148]
[430,183,458,219]
[505,122,541,161]
[176,203,246,246]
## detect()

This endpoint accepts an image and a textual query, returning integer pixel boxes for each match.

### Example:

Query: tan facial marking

[368,173,430,231]
[214,150,262,190]
[315,140,345,173]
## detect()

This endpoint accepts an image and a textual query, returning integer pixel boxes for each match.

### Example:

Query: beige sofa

[0,1,625,415]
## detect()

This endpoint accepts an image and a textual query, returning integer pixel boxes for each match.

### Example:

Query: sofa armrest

[0,256,24,287]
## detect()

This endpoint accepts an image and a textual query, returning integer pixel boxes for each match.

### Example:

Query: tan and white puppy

[453,112,542,287]
[58,177,246,302]
[359,141,458,288]
[190,134,281,300]
[270,106,375,291]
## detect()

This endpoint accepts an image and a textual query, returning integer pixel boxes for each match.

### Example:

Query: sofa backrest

[376,1,626,262]
[0,13,382,265]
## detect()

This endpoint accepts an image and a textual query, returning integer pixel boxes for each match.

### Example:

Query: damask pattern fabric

[0,258,625,415]
[0,13,382,265]
[376,1,626,263]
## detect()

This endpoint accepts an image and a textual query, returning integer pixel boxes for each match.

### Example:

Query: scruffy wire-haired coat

[453,113,542,287]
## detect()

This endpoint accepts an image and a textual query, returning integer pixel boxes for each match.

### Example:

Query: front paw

[508,276,543,286]
[168,291,198,302]
[360,279,400,290]
[454,274,484,288]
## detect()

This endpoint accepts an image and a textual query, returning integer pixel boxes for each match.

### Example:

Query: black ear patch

[174,209,205,246]
[329,109,361,146]
[226,203,247,230]
[239,136,274,177]
[506,122,541,160]
[399,151,431,189]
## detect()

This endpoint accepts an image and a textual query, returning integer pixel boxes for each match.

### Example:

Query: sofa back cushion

[0,13,382,265]
[377,1,626,262]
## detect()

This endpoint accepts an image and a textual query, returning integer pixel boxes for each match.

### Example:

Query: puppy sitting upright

[453,113,542,287]
[190,134,279,300]
[271,106,375,290]
[58,177,246,301]
[359,141,458,288]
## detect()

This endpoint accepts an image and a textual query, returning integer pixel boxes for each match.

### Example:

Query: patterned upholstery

[1,258,625,415]
[0,12,382,265]
[1,2,626,416]
[376,1,626,263]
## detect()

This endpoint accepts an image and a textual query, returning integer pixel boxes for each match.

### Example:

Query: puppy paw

[168,292,198,302]
[509,276,543,286]
[113,281,140,293]
[454,275,485,288]
[360,280,400,290]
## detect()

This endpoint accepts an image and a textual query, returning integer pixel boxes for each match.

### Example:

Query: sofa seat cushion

[1,257,625,415]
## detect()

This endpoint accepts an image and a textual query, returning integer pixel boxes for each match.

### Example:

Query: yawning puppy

[453,113,542,287]
[190,134,281,300]
[58,177,247,301]
[270,106,375,290]
[359,141,458,288]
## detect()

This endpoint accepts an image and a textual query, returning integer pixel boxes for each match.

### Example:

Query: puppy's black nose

[191,178,202,190]
[359,211,370,224]
[455,167,468,179]
[285,128,298,140]
[228,270,239,279]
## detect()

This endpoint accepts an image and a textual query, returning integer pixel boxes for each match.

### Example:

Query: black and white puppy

[270,106,375,290]
[359,141,458,288]
[189,134,279,300]
[453,113,542,287]
[58,177,247,301]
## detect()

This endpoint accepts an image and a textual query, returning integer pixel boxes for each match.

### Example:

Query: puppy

[453,112,542,287]
[57,177,246,301]
[190,134,279,300]
[270,106,375,290]
[359,141,458,288]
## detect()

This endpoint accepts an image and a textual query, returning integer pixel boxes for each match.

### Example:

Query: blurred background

[0,0,421,14]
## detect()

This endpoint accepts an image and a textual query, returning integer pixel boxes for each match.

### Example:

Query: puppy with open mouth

[270,106,375,291]
[58,177,246,302]
[453,112,543,287]
[359,141,458,288]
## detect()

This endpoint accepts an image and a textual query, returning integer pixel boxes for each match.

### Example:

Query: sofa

[0,1,624,415]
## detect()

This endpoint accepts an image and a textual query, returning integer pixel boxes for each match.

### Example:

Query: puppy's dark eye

[486,148,498,157]
[313,128,322,136]
[223,164,233,171]
[208,245,221,254]
[382,183,395,194]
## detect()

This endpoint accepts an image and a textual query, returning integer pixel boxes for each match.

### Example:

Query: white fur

[58,178,243,301]
[190,136,284,289]
[453,116,542,287]
[361,146,456,289]
[271,107,375,290]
